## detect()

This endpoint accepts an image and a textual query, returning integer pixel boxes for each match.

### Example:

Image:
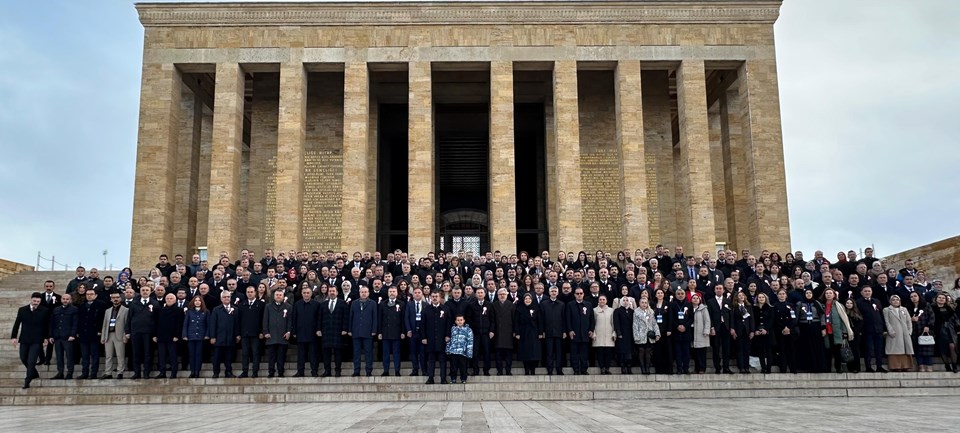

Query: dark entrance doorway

[436,103,489,253]
[514,102,548,255]
[376,103,409,251]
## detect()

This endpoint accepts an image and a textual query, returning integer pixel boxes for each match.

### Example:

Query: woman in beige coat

[592,295,616,375]
[691,294,712,374]
[884,294,915,371]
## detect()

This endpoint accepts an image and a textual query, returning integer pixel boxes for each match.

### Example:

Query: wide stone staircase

[2,271,959,405]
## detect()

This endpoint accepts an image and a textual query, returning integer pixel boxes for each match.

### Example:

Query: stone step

[2,376,960,405]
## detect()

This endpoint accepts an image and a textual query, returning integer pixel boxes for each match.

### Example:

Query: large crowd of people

[10,246,960,390]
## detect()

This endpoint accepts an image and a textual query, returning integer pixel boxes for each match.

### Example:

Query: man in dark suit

[378,286,405,376]
[49,292,78,379]
[318,285,349,377]
[564,288,594,375]
[37,280,61,365]
[404,288,428,376]
[125,285,160,379]
[467,288,493,376]
[540,286,566,375]
[292,286,322,377]
[349,286,379,377]
[11,293,50,388]
[208,291,240,378]
[706,284,734,374]
[856,286,887,373]
[77,289,107,379]
[262,289,292,378]
[237,286,264,378]
[421,291,451,384]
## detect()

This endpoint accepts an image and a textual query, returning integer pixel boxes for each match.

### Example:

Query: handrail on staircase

[36,251,72,271]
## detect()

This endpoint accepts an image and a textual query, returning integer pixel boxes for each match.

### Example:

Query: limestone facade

[130,0,791,269]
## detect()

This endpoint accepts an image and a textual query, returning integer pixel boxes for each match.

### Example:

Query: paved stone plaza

[1,397,954,432]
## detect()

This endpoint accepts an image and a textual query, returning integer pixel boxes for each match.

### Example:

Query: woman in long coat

[491,289,516,375]
[884,294,914,372]
[613,297,636,374]
[514,293,544,375]
[633,298,660,375]
[904,292,933,372]
[691,294,711,374]
[592,295,616,375]
[651,288,674,374]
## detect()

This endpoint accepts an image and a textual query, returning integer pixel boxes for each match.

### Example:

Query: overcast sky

[0,0,957,271]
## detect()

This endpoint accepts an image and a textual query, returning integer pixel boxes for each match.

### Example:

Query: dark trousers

[754,334,772,372]
[472,332,491,373]
[863,332,884,369]
[188,340,204,376]
[653,336,673,374]
[54,339,75,375]
[79,342,100,376]
[212,345,235,375]
[570,341,589,373]
[241,336,261,374]
[353,337,374,374]
[495,347,513,374]
[775,333,797,373]
[734,334,751,371]
[545,337,563,373]
[426,350,446,380]
[409,333,425,372]
[19,343,41,380]
[41,341,53,365]
[131,333,153,376]
[826,337,843,373]
[450,354,468,380]
[596,346,612,371]
[297,341,319,375]
[692,347,707,372]
[267,344,288,375]
[178,339,189,370]
[382,339,402,372]
[321,346,342,374]
[157,342,178,376]
[673,337,691,373]
[711,331,731,372]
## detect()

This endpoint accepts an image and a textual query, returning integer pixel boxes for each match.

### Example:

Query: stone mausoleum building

[130,0,791,270]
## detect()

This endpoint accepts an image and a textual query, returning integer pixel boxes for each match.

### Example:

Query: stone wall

[302,72,345,253]
[0,259,34,281]
[884,236,960,284]
[577,70,623,253]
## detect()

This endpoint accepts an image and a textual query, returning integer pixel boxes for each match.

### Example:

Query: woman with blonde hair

[884,294,915,372]
[632,297,660,375]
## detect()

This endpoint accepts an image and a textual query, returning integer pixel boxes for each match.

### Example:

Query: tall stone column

[642,71,675,247]
[615,60,649,250]
[408,61,435,256]
[207,63,245,260]
[551,61,584,251]
[274,62,307,252]
[172,87,202,258]
[738,60,791,254]
[676,60,717,256]
[489,61,517,253]
[720,89,752,253]
[341,61,370,254]
[131,63,181,270]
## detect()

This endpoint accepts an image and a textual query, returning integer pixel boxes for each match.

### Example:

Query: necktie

[416,302,421,315]
[329,300,334,312]
[47,294,52,303]
[142,299,146,305]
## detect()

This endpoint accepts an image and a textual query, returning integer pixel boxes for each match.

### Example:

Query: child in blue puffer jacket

[446,315,474,383]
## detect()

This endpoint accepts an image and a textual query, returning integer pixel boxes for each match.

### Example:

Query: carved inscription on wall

[580,149,624,253]
[302,149,343,252]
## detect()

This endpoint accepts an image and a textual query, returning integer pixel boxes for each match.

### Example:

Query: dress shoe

[77,374,88,380]
[100,374,112,380]
[212,373,219,379]
[395,371,401,377]
[366,372,373,377]
[131,374,142,380]
[381,371,390,377]
[505,371,512,376]
[483,370,491,376]
[556,370,564,376]
[877,367,888,373]
[268,372,275,378]
[409,370,419,376]
[117,374,124,380]
[321,371,331,378]
[155,374,167,379]
[22,380,30,389]
[334,371,341,377]
[351,372,360,377]
[224,372,235,378]
[251,372,259,378]
[52,373,64,380]
[311,372,319,378]
[440,379,449,384]
[293,372,304,378]
[864,367,875,373]
[277,371,285,377]
[65,373,74,380]
[238,372,249,378]
[425,378,435,384]
[189,373,198,379]
[450,379,458,384]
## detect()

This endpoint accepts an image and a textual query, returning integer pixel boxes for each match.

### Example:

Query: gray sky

[0,0,957,270]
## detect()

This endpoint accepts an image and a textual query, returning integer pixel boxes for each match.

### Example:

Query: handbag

[918,332,936,346]
[840,340,855,362]
[646,330,657,341]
